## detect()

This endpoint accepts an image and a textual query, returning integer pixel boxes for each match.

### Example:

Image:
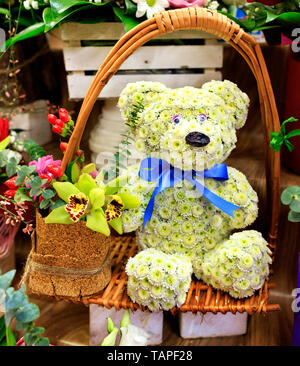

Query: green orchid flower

[45,172,140,236]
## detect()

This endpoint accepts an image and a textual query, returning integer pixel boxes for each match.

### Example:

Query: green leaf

[5,326,16,346]
[0,7,9,16]
[288,210,300,222]
[75,173,97,197]
[24,332,38,346]
[24,139,46,161]
[6,158,18,177]
[53,182,80,203]
[71,163,80,183]
[43,1,112,33]
[5,286,28,310]
[290,199,300,213]
[281,186,300,205]
[124,0,137,16]
[86,210,110,236]
[14,189,33,203]
[108,217,123,234]
[45,205,73,224]
[39,198,50,210]
[113,6,140,33]
[118,193,141,209]
[50,0,112,14]
[0,270,16,290]
[16,165,36,186]
[42,189,56,200]
[89,188,105,210]
[1,23,45,53]
[51,199,65,210]
[0,136,10,151]
[34,337,50,346]
[30,176,44,189]
[276,12,300,28]
[65,152,84,183]
[81,163,96,175]
[16,303,40,323]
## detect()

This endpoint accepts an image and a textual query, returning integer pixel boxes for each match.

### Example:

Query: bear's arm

[208,166,259,230]
[117,164,156,233]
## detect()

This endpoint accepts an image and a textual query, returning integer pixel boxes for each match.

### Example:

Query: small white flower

[133,0,169,19]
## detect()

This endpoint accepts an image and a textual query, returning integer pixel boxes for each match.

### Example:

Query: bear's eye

[197,113,207,123]
[172,114,182,124]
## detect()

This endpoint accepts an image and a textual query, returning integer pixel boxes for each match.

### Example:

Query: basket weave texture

[55,7,281,314]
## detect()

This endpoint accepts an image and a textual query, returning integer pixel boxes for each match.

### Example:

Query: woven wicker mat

[52,235,280,315]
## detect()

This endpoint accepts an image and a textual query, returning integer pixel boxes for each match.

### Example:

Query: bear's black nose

[185,132,210,147]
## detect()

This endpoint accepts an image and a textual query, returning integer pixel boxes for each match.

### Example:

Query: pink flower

[168,0,206,8]
[29,155,62,178]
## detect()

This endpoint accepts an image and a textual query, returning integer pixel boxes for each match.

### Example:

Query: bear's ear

[118,81,168,123]
[202,80,250,129]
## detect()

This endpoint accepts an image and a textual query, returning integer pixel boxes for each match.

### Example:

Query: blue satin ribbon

[138,157,240,231]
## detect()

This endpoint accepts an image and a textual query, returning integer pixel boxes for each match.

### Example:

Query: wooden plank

[63,45,223,71]
[60,22,218,41]
[67,71,222,99]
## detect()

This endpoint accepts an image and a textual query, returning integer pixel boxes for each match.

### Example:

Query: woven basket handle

[61,7,281,243]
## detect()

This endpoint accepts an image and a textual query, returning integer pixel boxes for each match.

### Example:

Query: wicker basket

[22,211,111,299]
[58,7,280,314]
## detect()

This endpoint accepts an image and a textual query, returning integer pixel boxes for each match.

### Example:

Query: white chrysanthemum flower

[199,231,271,298]
[133,0,169,19]
[125,249,192,311]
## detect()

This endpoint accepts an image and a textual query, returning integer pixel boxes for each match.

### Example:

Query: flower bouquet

[0,108,141,299]
[0,115,41,265]
[1,0,233,53]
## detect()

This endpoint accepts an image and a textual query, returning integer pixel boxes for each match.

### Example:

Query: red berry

[60,142,68,151]
[39,173,52,185]
[59,108,69,123]
[55,119,65,128]
[47,164,63,178]
[39,196,44,203]
[52,124,62,134]
[76,149,84,157]
[4,176,18,189]
[4,189,17,198]
[48,114,57,125]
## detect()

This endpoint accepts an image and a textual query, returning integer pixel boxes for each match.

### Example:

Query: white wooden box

[90,304,163,346]
[179,311,248,338]
[59,22,223,99]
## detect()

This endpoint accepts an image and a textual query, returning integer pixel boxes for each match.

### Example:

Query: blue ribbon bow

[138,157,240,231]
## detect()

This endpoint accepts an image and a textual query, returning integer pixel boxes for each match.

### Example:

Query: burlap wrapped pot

[22,211,111,299]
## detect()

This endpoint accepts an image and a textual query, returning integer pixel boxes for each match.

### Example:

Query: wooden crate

[59,22,223,99]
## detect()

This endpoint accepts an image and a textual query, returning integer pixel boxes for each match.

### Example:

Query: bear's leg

[201,230,272,299]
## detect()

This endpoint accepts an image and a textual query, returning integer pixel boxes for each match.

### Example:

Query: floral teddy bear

[113,80,272,312]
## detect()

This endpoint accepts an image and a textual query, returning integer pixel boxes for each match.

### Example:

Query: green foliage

[113,6,140,33]
[24,139,47,161]
[15,165,36,186]
[270,117,300,153]
[0,270,49,346]
[281,186,300,222]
